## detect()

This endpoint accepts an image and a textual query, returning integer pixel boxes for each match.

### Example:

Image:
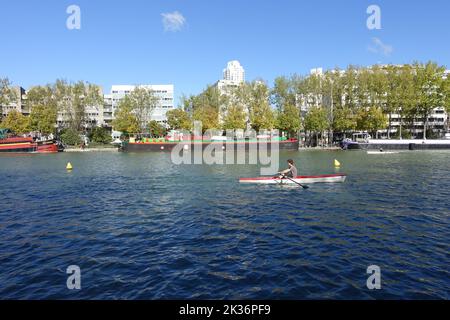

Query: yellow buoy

[334,159,341,167]
[66,162,73,170]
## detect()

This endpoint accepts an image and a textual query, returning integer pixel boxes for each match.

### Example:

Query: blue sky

[1,0,449,105]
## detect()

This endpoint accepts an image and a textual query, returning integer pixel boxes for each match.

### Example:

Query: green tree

[276,104,301,138]
[26,85,56,107]
[1,110,31,134]
[271,76,296,111]
[60,128,82,146]
[356,106,388,138]
[128,86,159,131]
[194,85,225,113]
[193,106,219,133]
[443,72,450,115]
[384,65,402,138]
[396,65,416,138]
[412,61,446,139]
[188,85,227,130]
[27,85,58,135]
[88,127,112,144]
[369,65,389,125]
[342,65,359,111]
[148,120,166,137]
[29,104,57,135]
[443,73,450,130]
[54,80,103,131]
[222,104,247,130]
[166,108,192,130]
[333,107,357,135]
[112,96,140,135]
[247,81,275,131]
[304,106,328,146]
[179,94,195,115]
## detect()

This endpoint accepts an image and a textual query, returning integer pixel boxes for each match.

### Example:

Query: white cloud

[161,11,186,32]
[368,37,393,56]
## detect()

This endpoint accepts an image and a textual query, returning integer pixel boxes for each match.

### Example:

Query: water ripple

[0,151,449,299]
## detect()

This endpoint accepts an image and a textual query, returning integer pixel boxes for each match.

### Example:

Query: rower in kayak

[278,159,298,179]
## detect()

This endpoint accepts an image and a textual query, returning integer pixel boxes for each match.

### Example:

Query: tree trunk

[399,115,402,140]
[423,114,427,140]
[387,113,391,139]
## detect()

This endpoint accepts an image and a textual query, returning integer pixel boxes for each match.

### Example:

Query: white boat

[239,174,347,185]
[367,151,399,154]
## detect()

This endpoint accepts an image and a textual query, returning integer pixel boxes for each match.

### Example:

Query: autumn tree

[222,104,247,130]
[148,120,166,137]
[356,106,388,138]
[0,110,30,134]
[127,86,159,131]
[166,108,192,130]
[275,104,301,138]
[304,107,328,146]
[412,62,446,139]
[247,81,275,132]
[193,106,219,134]
[112,96,140,135]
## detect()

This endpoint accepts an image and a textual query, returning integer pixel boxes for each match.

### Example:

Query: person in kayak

[279,159,298,179]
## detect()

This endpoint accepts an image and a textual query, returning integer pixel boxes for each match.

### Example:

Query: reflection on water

[0,150,449,299]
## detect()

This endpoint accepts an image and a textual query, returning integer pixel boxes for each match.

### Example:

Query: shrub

[89,127,112,144]
[60,128,82,146]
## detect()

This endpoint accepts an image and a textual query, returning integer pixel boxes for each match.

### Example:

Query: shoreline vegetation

[1,61,449,149]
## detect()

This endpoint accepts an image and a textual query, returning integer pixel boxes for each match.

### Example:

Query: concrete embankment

[64,148,119,152]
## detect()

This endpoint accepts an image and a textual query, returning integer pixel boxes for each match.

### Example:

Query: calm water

[0,150,449,299]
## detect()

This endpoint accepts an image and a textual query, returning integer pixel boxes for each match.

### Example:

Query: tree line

[0,79,162,145]
[1,61,449,145]
[163,61,449,143]
[164,81,301,138]
[295,62,449,141]
[0,79,105,144]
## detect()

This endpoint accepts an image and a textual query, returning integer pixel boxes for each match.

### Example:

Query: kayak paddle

[279,174,309,189]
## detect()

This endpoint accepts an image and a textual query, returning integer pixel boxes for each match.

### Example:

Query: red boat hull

[37,142,59,153]
[0,137,59,153]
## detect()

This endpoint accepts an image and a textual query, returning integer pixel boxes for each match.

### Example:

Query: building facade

[216,60,245,95]
[2,84,174,131]
[214,61,247,125]
[298,67,450,138]
[1,86,28,118]
[105,84,174,127]
[223,60,245,83]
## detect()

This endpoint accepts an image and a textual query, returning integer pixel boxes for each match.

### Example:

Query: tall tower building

[222,60,245,83]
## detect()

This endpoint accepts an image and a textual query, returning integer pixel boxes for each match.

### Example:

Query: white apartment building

[104,84,174,127]
[298,67,450,137]
[2,84,174,132]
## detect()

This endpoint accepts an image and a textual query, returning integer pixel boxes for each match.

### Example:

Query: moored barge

[0,130,61,153]
[120,138,300,152]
